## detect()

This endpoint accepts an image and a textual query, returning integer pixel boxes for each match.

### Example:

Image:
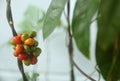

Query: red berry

[31,56,37,65]
[18,53,27,60]
[12,36,22,44]
[18,33,22,38]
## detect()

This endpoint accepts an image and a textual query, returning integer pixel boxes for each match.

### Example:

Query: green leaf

[31,72,39,81]
[96,0,120,80]
[72,0,98,59]
[43,0,67,39]
[19,5,44,33]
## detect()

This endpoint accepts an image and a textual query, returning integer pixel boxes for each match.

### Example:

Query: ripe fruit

[18,33,22,38]
[33,47,41,57]
[31,56,37,65]
[12,36,22,44]
[11,31,42,66]
[21,33,29,42]
[23,57,31,66]
[29,31,37,38]
[24,38,35,46]
[13,50,19,57]
[18,53,27,60]
[15,44,23,54]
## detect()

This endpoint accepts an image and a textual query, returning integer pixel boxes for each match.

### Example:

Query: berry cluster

[10,31,41,66]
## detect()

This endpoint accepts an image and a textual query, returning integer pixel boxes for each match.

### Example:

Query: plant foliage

[72,0,98,59]
[96,0,120,80]
[43,0,67,39]
[19,5,44,33]
[18,72,39,81]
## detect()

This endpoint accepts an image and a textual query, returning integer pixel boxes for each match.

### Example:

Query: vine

[6,0,28,81]
[67,0,75,81]
[66,0,96,81]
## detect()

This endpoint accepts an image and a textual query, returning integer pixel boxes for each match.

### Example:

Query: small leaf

[43,0,67,39]
[32,73,39,78]
[31,72,39,81]
[72,0,98,59]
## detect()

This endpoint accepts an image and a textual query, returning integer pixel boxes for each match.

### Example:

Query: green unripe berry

[23,45,30,54]
[10,39,16,49]
[29,31,37,38]
[33,47,41,57]
[12,45,16,49]
[21,33,29,42]
[10,39,15,45]
[30,46,36,52]
[23,57,31,66]
[34,40,39,47]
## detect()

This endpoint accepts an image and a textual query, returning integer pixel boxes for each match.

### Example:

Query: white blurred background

[0,0,104,81]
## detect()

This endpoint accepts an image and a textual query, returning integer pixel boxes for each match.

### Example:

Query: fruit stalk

[6,0,28,81]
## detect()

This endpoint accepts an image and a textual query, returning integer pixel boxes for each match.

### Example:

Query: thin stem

[84,70,96,81]
[95,65,101,81]
[66,0,96,81]
[67,0,75,81]
[72,59,96,81]
[6,0,28,81]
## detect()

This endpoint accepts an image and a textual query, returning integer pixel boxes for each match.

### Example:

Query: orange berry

[15,44,23,54]
[24,38,35,46]
[13,50,19,57]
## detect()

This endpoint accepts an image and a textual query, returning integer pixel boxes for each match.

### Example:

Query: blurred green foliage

[18,72,39,81]
[18,5,45,33]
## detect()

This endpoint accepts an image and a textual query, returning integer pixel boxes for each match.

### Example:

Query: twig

[72,59,96,81]
[67,0,75,81]
[84,70,96,81]
[66,0,96,81]
[6,0,28,81]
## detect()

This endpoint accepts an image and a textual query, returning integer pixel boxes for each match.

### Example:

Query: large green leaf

[96,0,120,80]
[43,0,67,39]
[72,0,98,59]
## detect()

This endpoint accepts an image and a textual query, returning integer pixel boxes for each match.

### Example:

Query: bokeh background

[0,0,104,81]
